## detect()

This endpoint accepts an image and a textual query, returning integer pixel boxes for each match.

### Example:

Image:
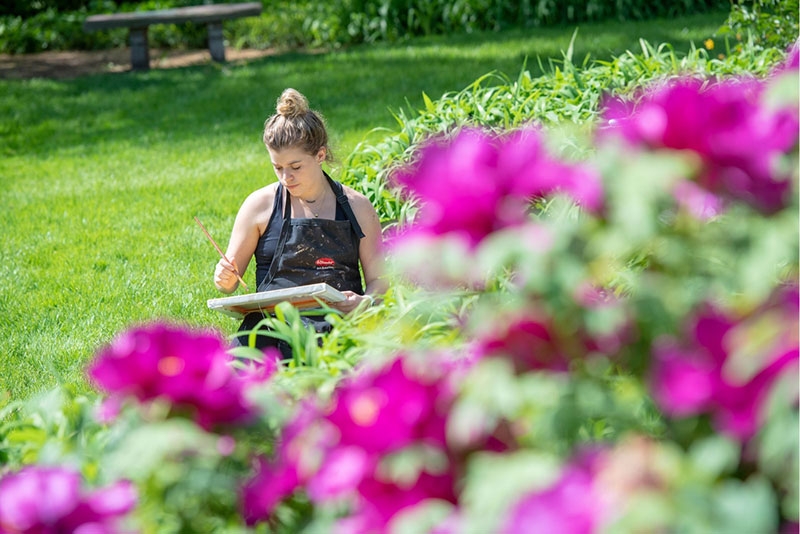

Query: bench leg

[207,22,225,62]
[129,27,150,71]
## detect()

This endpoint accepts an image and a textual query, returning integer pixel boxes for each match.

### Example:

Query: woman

[213,88,386,351]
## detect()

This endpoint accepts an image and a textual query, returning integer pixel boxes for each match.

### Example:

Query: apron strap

[326,173,365,239]
[261,184,293,290]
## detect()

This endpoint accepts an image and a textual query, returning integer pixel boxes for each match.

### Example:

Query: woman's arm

[214,186,275,293]
[356,198,388,297]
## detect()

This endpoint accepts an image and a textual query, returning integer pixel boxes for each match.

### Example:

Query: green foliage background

[0,0,731,54]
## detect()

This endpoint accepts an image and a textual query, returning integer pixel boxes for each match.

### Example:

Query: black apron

[258,175,364,294]
[235,175,364,351]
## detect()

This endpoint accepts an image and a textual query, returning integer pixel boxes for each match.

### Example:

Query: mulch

[0,47,279,80]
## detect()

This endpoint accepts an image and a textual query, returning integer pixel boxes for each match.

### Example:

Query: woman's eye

[291,166,301,171]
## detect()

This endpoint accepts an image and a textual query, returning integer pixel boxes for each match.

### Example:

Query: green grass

[0,11,727,401]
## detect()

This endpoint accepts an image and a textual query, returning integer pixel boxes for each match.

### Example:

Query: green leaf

[390,499,455,534]
[712,476,778,533]
[460,451,561,534]
[102,419,221,483]
[688,435,741,480]
[422,91,435,113]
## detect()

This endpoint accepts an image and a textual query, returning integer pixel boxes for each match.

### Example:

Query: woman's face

[267,145,326,198]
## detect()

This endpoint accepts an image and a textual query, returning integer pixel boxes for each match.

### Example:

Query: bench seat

[83,2,262,71]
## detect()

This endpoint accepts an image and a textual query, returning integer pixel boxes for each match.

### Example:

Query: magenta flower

[325,358,449,454]
[325,469,457,534]
[0,466,136,533]
[472,295,632,374]
[307,445,372,503]
[650,285,799,440]
[240,356,463,527]
[94,396,123,425]
[87,322,277,430]
[355,469,457,530]
[600,77,798,214]
[497,129,604,213]
[315,357,462,525]
[502,451,605,534]
[650,339,718,416]
[240,400,336,524]
[775,41,799,72]
[392,128,603,247]
[240,455,300,526]
[474,314,570,373]
[672,180,724,220]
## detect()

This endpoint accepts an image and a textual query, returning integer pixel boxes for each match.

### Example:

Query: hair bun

[263,88,330,160]
[276,88,309,118]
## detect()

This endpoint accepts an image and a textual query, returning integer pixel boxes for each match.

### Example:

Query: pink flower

[474,314,570,373]
[94,396,122,425]
[239,400,335,524]
[307,446,372,503]
[240,356,462,527]
[672,180,724,220]
[650,285,799,440]
[650,339,717,415]
[392,128,603,247]
[216,435,237,456]
[472,296,632,374]
[87,322,277,430]
[0,466,136,533]
[502,451,605,534]
[317,357,466,524]
[325,358,449,454]
[775,41,799,72]
[240,456,300,526]
[498,129,604,213]
[600,77,798,214]
[356,469,457,529]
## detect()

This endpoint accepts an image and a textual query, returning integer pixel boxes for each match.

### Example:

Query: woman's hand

[330,291,375,314]
[214,257,242,293]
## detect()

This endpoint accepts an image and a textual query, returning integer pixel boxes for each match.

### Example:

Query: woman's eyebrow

[273,159,303,167]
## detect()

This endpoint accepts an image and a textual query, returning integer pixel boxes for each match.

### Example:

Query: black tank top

[254,185,348,287]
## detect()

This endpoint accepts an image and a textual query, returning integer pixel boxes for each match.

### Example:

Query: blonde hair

[263,88,332,162]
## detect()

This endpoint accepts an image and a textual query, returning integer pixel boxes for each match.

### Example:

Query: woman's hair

[263,88,333,162]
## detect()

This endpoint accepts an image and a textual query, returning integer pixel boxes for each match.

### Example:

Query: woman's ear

[316,147,326,163]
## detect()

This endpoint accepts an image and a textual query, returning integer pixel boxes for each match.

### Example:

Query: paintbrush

[194,216,249,290]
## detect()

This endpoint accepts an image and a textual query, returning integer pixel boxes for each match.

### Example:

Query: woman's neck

[297,173,329,203]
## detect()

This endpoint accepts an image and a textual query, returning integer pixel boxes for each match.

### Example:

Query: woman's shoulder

[237,182,280,225]
[340,183,373,210]
[242,182,279,208]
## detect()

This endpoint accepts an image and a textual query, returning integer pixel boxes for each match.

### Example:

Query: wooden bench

[83,2,262,71]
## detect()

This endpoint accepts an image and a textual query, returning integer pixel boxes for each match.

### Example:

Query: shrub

[719,0,800,53]
[339,38,788,227]
[1,0,731,55]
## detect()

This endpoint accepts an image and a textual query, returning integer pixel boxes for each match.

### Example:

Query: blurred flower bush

[1,46,798,533]
[0,465,137,533]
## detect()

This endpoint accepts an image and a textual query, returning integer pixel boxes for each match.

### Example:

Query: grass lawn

[0,11,727,402]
